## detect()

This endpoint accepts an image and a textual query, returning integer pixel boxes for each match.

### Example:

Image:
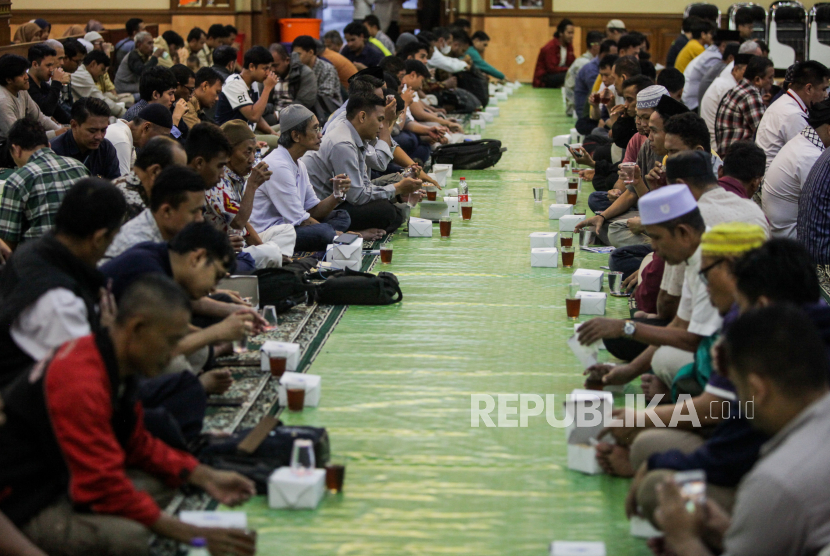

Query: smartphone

[334,233,361,245]
[674,470,706,512]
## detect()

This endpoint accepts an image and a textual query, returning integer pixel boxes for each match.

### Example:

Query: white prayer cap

[639,184,698,226]
[637,85,669,109]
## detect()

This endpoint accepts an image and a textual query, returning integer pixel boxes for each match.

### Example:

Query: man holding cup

[251,105,352,253]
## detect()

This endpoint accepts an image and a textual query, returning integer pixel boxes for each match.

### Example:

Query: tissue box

[179,511,247,529]
[471,118,486,129]
[548,177,568,191]
[330,259,361,271]
[553,134,570,146]
[550,541,606,556]
[547,167,566,179]
[409,217,433,237]
[278,372,321,407]
[444,196,459,212]
[531,248,558,268]
[260,341,301,372]
[495,91,508,101]
[530,232,558,248]
[559,215,583,233]
[485,106,499,116]
[267,467,326,510]
[572,269,604,292]
[630,516,663,539]
[419,200,450,221]
[549,204,574,220]
[576,292,607,315]
[326,237,363,262]
[481,112,494,122]
[567,443,604,475]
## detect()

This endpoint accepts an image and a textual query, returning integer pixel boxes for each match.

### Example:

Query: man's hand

[574,214,603,233]
[212,311,255,342]
[263,71,279,90]
[99,286,117,329]
[401,87,415,106]
[52,67,70,85]
[622,270,638,293]
[247,161,272,189]
[646,161,666,189]
[190,465,256,506]
[329,173,351,197]
[584,362,641,385]
[229,233,245,253]
[102,42,113,56]
[577,317,625,345]
[607,188,623,201]
[153,48,166,58]
[203,528,257,556]
[427,127,445,142]
[172,98,189,125]
[627,216,645,235]
[384,96,397,123]
[0,238,11,263]
[654,479,711,551]
[571,147,595,168]
[446,121,463,133]
[394,176,423,196]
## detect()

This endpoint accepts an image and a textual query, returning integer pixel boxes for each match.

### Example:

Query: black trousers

[539,72,567,88]
[140,371,207,449]
[341,199,404,234]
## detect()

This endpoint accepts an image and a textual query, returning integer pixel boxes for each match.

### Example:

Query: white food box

[530,231,558,248]
[572,269,604,292]
[548,177,568,191]
[471,118,486,129]
[567,444,604,475]
[481,112,494,122]
[444,187,459,197]
[576,291,607,315]
[419,200,450,221]
[433,163,452,179]
[549,204,574,220]
[432,167,450,187]
[552,134,570,146]
[630,516,663,539]
[485,106,499,116]
[443,196,459,213]
[554,190,568,204]
[488,83,497,95]
[329,259,361,272]
[574,323,606,351]
[547,167,566,179]
[408,217,433,237]
[267,467,326,510]
[325,237,363,262]
[278,372,321,407]
[569,128,580,143]
[531,248,559,268]
[550,156,564,168]
[179,511,247,529]
[559,215,583,233]
[550,541,606,556]
[564,389,614,475]
[260,341,301,372]
[495,91,508,100]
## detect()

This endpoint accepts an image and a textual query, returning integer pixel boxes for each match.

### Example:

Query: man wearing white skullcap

[251,104,353,252]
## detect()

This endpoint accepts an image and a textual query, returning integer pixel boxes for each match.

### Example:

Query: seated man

[763,99,830,239]
[674,17,716,73]
[0,178,126,388]
[0,274,257,556]
[292,35,342,108]
[717,140,765,199]
[563,31,605,116]
[320,33,359,88]
[86,32,136,109]
[55,39,86,117]
[714,55,774,156]
[70,49,126,118]
[364,15,395,55]
[113,135,187,221]
[183,67,223,129]
[267,43,318,115]
[340,22,385,71]
[655,305,830,556]
[446,30,490,108]
[657,67,685,102]
[180,27,206,70]
[252,105,352,252]
[113,17,144,67]
[203,120,295,268]
[114,31,164,96]
[0,54,63,140]
[170,63,196,138]
[123,66,186,140]
[105,103,173,176]
[533,19,575,88]
[104,165,206,261]
[26,43,70,125]
[700,52,752,146]
[468,31,506,81]
[210,45,238,83]
[697,42,738,106]
[681,29,738,111]
[50,97,120,179]
[0,120,88,250]
[302,94,423,235]
[214,46,278,140]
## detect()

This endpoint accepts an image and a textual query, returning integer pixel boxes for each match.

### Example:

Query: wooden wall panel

[481,16,552,82]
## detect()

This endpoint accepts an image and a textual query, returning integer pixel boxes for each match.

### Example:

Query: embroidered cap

[637,85,669,109]
[639,184,698,226]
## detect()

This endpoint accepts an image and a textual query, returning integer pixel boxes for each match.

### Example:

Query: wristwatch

[622,320,636,338]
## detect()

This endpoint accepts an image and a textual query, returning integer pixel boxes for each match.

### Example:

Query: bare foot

[200,368,234,395]
[596,443,634,477]
[595,441,616,473]
[641,375,671,404]
[352,229,386,241]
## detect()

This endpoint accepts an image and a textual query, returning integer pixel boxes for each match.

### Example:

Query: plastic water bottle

[188,537,209,556]
[253,148,262,166]
[458,177,468,195]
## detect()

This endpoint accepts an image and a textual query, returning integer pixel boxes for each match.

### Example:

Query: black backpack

[432,139,506,170]
[316,268,402,306]
[255,258,319,313]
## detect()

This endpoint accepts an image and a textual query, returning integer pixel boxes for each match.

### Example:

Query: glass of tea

[287,387,305,411]
[567,189,578,205]
[439,216,452,237]
[326,463,346,493]
[460,202,473,220]
[566,283,581,319]
[619,162,637,184]
[380,243,393,263]
[560,232,574,247]
[561,246,575,268]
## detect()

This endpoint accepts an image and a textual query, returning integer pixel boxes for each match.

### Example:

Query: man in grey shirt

[302,94,422,235]
[654,304,830,556]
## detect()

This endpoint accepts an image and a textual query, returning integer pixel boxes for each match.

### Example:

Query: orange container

[278,18,322,43]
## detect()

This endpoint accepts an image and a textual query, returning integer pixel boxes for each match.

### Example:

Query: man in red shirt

[533,19,576,88]
[0,274,257,556]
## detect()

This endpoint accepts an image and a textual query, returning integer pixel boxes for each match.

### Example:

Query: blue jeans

[294,209,351,252]
[609,244,653,279]
[395,130,431,164]
[589,191,614,213]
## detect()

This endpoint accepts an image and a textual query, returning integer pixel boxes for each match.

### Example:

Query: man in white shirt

[251,105,352,252]
[104,103,173,175]
[756,60,829,171]
[70,50,126,117]
[762,100,830,239]
[427,28,469,74]
[700,53,751,148]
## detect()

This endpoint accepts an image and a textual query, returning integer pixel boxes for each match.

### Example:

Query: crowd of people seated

[0,13,517,555]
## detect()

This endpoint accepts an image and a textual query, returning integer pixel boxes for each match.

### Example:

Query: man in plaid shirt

[0,119,88,249]
[714,56,775,156]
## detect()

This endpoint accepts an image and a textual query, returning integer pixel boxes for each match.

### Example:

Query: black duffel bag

[255,257,319,313]
[316,268,402,305]
[431,139,506,170]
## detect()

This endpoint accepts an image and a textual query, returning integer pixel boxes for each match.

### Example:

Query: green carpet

[236,87,651,556]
